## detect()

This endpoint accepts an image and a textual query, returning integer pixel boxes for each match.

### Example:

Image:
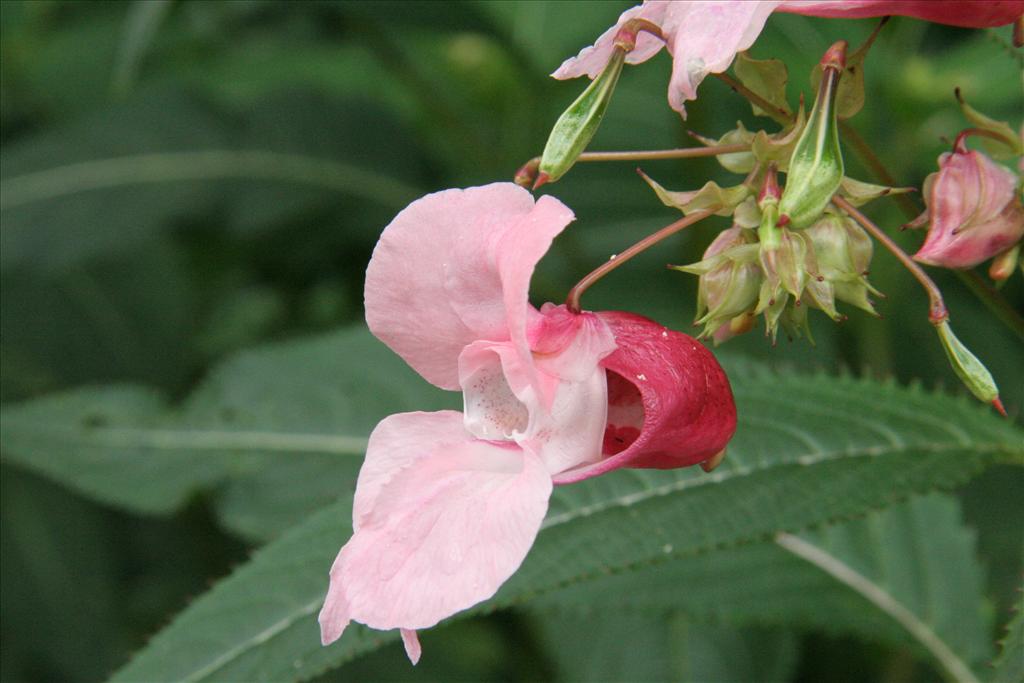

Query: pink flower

[319,183,736,662]
[553,0,1024,116]
[910,142,1024,269]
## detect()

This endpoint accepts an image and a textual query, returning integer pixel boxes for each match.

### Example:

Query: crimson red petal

[552,311,737,484]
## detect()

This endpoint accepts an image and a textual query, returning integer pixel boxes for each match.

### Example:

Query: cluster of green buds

[660,41,899,342]
[673,164,885,343]
[520,29,1006,412]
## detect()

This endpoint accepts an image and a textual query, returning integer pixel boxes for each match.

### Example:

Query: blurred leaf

[0,88,424,273]
[540,494,993,681]
[0,326,458,534]
[0,239,200,401]
[111,0,173,95]
[108,365,1020,681]
[992,586,1023,683]
[533,612,798,683]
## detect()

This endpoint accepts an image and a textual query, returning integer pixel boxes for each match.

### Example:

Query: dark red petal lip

[552,310,737,485]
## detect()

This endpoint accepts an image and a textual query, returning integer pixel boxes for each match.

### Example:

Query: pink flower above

[553,0,1024,116]
[910,144,1024,269]
[319,183,737,662]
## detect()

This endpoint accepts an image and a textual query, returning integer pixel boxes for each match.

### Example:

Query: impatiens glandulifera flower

[909,138,1024,270]
[553,1,1024,117]
[319,183,737,662]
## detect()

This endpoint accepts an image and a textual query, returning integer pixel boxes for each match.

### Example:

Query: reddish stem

[566,209,714,313]
[953,127,1018,153]
[833,196,948,324]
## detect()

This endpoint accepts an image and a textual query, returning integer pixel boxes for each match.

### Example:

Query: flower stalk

[566,209,714,313]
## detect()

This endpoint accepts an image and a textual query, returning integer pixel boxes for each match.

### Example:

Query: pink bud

[912,144,1024,269]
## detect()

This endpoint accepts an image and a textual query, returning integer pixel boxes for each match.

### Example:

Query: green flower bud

[935,320,1003,413]
[804,212,883,315]
[536,46,626,186]
[778,41,847,228]
[672,227,761,339]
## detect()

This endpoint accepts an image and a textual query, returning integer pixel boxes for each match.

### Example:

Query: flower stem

[566,209,714,313]
[833,196,947,324]
[953,127,1019,152]
[576,144,750,162]
[515,144,752,188]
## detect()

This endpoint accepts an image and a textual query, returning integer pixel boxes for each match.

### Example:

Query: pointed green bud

[779,41,847,229]
[537,47,626,186]
[935,320,1004,413]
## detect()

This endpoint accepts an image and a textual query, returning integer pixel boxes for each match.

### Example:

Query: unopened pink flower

[553,0,1024,116]
[911,143,1024,269]
[319,183,736,662]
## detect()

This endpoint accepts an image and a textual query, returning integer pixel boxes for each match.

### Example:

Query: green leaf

[108,367,1021,682]
[532,612,798,683]
[992,586,1024,683]
[540,494,993,682]
[0,326,457,533]
[0,89,423,274]
[734,51,791,119]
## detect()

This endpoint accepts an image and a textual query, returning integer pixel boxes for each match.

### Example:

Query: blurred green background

[1,1,1021,681]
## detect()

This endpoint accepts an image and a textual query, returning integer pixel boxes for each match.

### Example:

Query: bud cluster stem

[566,209,714,313]
[832,196,947,323]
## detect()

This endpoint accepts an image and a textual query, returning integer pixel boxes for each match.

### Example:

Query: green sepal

[735,51,792,119]
[838,176,914,207]
[692,122,757,173]
[751,103,806,171]
[538,47,626,184]
[640,171,751,216]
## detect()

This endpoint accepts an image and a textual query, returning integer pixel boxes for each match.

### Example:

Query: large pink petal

[779,1,1024,27]
[365,183,574,390]
[553,311,737,484]
[665,1,779,116]
[319,411,552,648]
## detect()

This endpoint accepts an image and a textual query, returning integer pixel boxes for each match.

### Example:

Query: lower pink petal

[319,412,552,645]
[553,311,737,484]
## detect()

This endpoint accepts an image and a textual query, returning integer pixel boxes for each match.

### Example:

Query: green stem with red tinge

[566,209,714,313]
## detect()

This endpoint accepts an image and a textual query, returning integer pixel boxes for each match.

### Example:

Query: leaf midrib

[2,424,368,455]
